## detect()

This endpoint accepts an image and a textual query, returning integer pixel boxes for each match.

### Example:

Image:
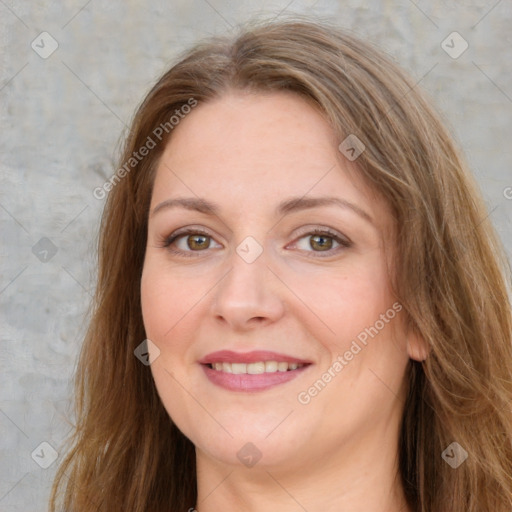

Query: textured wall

[1,1,511,510]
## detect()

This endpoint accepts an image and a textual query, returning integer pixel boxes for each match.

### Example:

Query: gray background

[1,1,511,510]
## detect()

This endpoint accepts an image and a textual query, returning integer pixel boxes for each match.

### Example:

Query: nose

[210,245,286,331]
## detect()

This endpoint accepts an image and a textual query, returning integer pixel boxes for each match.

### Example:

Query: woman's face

[141,91,415,470]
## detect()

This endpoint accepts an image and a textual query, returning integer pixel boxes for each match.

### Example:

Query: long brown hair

[49,17,512,511]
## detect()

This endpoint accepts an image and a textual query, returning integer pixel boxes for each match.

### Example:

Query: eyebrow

[151,196,373,224]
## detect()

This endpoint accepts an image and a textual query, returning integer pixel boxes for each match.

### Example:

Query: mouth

[204,361,309,374]
[198,351,313,392]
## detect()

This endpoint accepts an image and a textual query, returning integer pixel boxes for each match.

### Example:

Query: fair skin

[141,90,427,512]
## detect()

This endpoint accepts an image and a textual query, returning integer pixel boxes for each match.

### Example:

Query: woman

[49,18,512,512]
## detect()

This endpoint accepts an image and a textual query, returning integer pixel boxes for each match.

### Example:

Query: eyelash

[159,227,352,259]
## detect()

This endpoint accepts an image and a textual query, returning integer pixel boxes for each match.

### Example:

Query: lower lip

[201,364,311,392]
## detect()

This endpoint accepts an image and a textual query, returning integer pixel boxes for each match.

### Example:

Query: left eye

[292,230,351,254]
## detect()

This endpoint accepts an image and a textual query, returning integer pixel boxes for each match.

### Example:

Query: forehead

[161,90,338,171]
[151,90,391,230]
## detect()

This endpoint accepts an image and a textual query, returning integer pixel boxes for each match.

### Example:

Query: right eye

[161,229,223,257]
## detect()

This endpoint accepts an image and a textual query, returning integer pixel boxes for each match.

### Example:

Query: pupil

[311,234,332,251]
[188,235,208,250]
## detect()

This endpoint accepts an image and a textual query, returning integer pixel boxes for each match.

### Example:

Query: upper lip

[198,350,312,365]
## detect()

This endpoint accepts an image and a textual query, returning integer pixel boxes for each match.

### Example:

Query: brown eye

[309,234,334,251]
[162,228,222,257]
[186,234,210,250]
[292,228,352,257]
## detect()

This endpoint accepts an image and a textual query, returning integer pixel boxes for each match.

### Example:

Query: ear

[406,330,430,362]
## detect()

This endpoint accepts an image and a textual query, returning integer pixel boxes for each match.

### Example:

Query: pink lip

[198,351,313,392]
[200,363,311,392]
[198,350,312,365]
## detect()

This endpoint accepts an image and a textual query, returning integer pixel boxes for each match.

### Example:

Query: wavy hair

[49,17,512,512]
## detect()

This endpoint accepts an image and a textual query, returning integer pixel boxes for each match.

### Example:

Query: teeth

[278,362,289,372]
[209,361,306,373]
[247,362,266,374]
[265,361,278,372]
[232,363,247,374]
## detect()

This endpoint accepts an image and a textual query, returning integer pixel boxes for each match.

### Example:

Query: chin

[184,416,311,469]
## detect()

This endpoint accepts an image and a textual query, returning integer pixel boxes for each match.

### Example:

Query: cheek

[140,269,171,342]
[140,257,217,380]
[285,261,392,350]
[141,264,200,427]
[140,266,191,377]
[140,259,202,342]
